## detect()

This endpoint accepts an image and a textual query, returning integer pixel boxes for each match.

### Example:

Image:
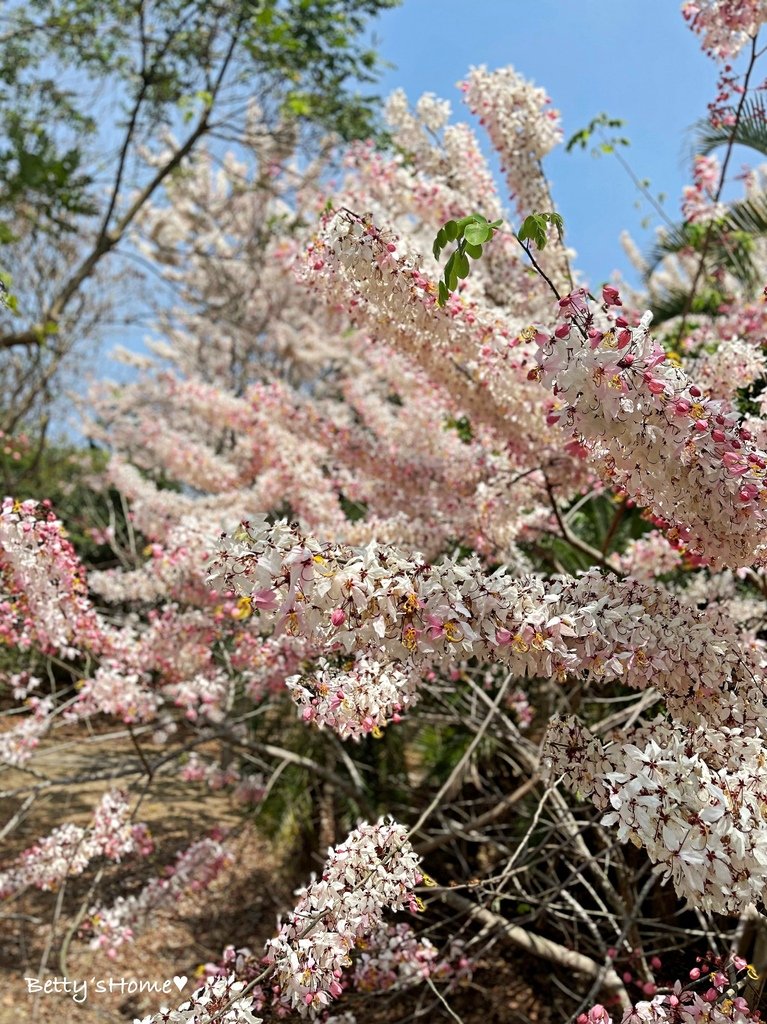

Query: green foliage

[647,197,767,295]
[529,493,650,576]
[647,97,767,312]
[516,211,564,251]
[432,213,503,305]
[565,112,630,156]
[444,415,473,444]
[339,493,368,522]
[650,286,727,329]
[0,272,18,313]
[646,195,767,320]
[0,0,400,240]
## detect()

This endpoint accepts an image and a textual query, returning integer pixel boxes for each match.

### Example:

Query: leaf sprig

[516,211,564,251]
[565,112,630,156]
[433,213,503,306]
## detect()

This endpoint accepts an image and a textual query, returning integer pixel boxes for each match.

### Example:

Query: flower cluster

[682,0,767,58]
[581,956,760,1023]
[534,288,767,567]
[210,518,763,732]
[0,694,53,766]
[300,209,537,448]
[179,754,265,805]
[89,837,231,957]
[286,653,421,739]
[543,715,767,914]
[0,497,103,657]
[616,531,684,579]
[681,154,725,223]
[352,922,471,993]
[0,790,141,898]
[689,337,767,402]
[460,65,562,218]
[133,974,262,1024]
[263,820,423,1013]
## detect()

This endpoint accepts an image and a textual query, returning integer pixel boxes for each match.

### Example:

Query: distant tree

[0,0,398,437]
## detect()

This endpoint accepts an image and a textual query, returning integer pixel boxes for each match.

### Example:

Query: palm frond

[649,286,725,326]
[646,195,765,292]
[725,192,767,235]
[647,221,705,268]
[693,97,767,157]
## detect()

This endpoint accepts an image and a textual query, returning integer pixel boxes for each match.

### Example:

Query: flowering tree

[5,3,767,1023]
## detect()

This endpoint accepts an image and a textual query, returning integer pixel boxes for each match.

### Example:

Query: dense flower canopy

[6,4,767,1023]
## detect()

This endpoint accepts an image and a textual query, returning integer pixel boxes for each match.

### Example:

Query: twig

[678,34,760,337]
[410,674,512,839]
[440,890,631,1010]
[543,473,624,576]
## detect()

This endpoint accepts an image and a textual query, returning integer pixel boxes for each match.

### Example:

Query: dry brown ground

[0,730,553,1024]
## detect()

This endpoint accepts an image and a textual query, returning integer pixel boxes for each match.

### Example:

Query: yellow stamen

[443,620,463,642]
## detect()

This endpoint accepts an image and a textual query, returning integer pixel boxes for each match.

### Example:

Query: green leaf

[518,213,547,250]
[444,251,456,287]
[456,252,470,279]
[444,220,459,242]
[464,222,490,246]
[446,254,459,292]
[465,241,482,259]
[438,280,449,306]
[548,211,565,241]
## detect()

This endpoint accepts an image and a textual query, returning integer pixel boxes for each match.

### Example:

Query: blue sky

[369,0,722,287]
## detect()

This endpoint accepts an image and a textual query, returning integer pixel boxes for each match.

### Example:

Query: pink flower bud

[330,608,346,627]
[602,284,622,306]
[723,452,748,475]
